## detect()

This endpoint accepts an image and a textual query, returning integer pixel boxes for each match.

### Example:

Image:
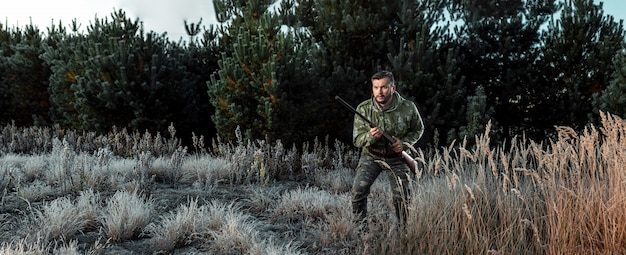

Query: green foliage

[595,49,626,118]
[452,0,558,141]
[0,23,52,126]
[208,0,323,146]
[180,22,223,143]
[295,0,401,143]
[0,23,13,124]
[458,85,494,140]
[42,10,212,138]
[537,0,625,130]
[390,0,468,146]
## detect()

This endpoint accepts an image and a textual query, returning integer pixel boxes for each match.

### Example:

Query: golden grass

[377,112,626,255]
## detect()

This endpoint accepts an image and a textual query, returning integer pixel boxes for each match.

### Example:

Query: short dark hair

[371,70,395,86]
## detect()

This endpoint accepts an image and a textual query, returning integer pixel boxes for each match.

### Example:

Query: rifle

[335,96,418,175]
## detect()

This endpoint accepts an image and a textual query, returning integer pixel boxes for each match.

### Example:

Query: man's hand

[370,127,383,139]
[391,137,403,153]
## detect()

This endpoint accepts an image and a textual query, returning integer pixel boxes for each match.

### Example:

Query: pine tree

[537,0,624,131]
[459,85,494,139]
[43,10,210,137]
[0,23,15,124]
[294,0,404,144]
[0,23,52,126]
[180,20,224,142]
[453,0,557,140]
[208,0,321,145]
[389,0,469,146]
[596,49,626,118]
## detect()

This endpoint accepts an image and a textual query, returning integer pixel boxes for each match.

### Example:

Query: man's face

[372,77,395,105]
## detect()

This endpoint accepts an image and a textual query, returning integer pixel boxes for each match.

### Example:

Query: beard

[375,94,391,105]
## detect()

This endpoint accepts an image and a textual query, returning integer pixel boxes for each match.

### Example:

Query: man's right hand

[370,127,383,139]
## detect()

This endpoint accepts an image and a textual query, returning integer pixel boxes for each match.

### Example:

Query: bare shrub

[0,122,184,157]
[31,190,100,242]
[331,139,360,170]
[272,186,344,222]
[316,194,361,248]
[241,185,283,214]
[301,137,334,178]
[212,130,353,185]
[45,138,78,194]
[179,156,230,187]
[0,122,54,155]
[145,147,190,184]
[101,190,154,243]
[0,160,15,194]
[208,209,259,254]
[211,135,273,185]
[0,236,48,254]
[310,166,354,193]
[106,158,146,191]
[248,239,304,255]
[143,197,206,252]
[75,189,102,231]
[147,200,266,254]
[16,180,58,202]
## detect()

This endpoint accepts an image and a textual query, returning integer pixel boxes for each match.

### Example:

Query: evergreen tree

[0,23,52,126]
[43,10,210,138]
[536,0,624,131]
[0,23,15,124]
[452,0,557,141]
[295,0,401,144]
[389,0,470,146]
[176,19,223,142]
[595,48,626,118]
[460,85,494,139]
[208,0,322,145]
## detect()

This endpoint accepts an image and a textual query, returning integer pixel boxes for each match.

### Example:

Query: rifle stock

[335,96,418,175]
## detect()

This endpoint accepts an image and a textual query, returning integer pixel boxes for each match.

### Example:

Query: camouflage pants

[351,151,411,225]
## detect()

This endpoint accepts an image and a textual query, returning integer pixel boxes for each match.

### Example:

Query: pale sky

[1,0,625,42]
[595,0,626,22]
[1,0,218,42]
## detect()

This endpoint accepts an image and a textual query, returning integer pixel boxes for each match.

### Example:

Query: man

[351,70,424,226]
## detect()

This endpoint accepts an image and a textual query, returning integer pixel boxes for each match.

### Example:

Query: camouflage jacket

[352,92,423,156]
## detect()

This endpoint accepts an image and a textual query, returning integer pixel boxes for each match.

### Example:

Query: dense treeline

[1,0,625,149]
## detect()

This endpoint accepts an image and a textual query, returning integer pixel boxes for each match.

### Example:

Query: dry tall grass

[1,112,626,254]
[102,189,154,243]
[375,112,626,255]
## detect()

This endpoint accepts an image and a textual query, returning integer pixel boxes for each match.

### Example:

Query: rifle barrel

[335,96,395,144]
[336,96,418,175]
